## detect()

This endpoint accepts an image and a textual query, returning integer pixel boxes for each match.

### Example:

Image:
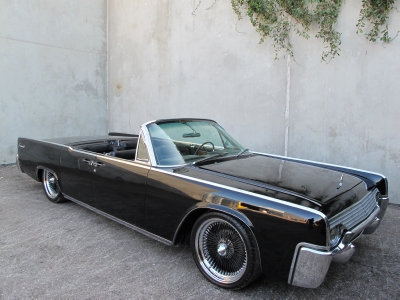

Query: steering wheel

[194,141,215,155]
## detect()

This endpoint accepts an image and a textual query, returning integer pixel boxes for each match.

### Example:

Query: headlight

[330,226,342,248]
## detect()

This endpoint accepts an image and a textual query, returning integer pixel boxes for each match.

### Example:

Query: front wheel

[42,169,65,203]
[191,212,261,290]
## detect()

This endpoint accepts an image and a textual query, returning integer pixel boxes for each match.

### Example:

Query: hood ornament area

[336,174,344,190]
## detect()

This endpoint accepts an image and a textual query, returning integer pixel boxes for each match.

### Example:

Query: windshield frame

[141,118,246,167]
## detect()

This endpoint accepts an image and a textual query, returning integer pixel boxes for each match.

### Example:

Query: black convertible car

[16,118,389,289]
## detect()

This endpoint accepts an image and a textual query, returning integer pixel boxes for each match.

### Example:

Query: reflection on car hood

[185,154,369,217]
[200,154,363,203]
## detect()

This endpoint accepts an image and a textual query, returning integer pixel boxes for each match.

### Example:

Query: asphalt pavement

[1,164,399,299]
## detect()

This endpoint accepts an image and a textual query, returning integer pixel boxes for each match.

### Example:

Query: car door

[91,154,150,228]
[60,148,96,205]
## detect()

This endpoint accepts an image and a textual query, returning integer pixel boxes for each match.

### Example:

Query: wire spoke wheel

[191,213,260,289]
[196,218,247,283]
[42,169,65,203]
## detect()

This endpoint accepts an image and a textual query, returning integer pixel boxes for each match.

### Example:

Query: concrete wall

[107,0,287,155]
[0,0,108,164]
[288,1,400,204]
[107,0,400,204]
[2,1,397,203]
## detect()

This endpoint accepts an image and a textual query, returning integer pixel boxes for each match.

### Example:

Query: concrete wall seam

[106,0,110,133]
[284,33,292,157]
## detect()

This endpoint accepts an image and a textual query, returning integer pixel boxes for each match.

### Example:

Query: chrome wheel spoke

[195,218,247,283]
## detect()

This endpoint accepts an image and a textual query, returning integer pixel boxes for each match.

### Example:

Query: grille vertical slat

[329,189,378,229]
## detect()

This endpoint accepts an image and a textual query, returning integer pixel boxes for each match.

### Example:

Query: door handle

[92,162,105,167]
[82,158,93,165]
[82,159,104,167]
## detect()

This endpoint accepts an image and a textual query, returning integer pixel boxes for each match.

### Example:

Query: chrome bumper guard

[288,205,383,289]
[16,154,24,173]
[288,240,357,289]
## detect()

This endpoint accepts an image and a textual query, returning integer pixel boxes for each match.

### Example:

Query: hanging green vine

[231,0,343,61]
[228,0,398,61]
[357,0,398,43]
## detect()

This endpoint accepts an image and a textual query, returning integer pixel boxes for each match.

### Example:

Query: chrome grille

[329,189,378,229]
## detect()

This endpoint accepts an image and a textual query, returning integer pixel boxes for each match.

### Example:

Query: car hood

[183,154,369,217]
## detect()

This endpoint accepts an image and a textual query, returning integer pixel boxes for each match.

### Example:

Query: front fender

[172,201,254,245]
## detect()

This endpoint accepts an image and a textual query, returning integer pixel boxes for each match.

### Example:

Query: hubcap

[43,170,59,199]
[217,243,228,256]
[195,218,247,284]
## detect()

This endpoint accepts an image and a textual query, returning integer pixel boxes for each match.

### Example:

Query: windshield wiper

[236,148,250,158]
[193,152,229,165]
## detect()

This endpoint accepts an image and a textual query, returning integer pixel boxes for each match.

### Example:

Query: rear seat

[109,149,136,159]
[121,140,137,149]
[80,143,113,153]
[79,139,138,159]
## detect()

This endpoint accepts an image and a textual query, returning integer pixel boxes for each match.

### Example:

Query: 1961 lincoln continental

[16,118,389,289]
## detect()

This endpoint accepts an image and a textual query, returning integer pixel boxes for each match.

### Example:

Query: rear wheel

[191,212,261,290]
[42,169,65,203]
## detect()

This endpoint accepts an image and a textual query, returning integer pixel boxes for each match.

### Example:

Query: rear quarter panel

[17,138,66,182]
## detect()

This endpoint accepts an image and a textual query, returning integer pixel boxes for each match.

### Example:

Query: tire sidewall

[190,212,260,290]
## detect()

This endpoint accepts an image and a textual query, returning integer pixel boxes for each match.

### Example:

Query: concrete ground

[0,164,399,299]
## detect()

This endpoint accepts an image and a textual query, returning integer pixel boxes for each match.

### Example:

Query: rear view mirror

[182,132,201,138]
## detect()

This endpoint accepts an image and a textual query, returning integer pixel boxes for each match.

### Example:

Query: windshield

[147,120,245,166]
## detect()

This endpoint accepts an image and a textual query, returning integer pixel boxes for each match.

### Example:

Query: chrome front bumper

[288,200,388,289]
[16,154,24,173]
[288,238,357,289]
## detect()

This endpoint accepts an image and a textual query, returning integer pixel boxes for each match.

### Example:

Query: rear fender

[35,166,59,182]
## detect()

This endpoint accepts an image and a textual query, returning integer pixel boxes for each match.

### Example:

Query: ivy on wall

[357,0,398,43]
[226,0,399,61]
[231,0,395,61]
[231,0,342,61]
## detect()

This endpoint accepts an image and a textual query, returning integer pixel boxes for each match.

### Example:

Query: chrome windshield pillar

[140,123,157,166]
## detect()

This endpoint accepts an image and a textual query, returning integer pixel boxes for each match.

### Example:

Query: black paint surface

[16,133,386,279]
